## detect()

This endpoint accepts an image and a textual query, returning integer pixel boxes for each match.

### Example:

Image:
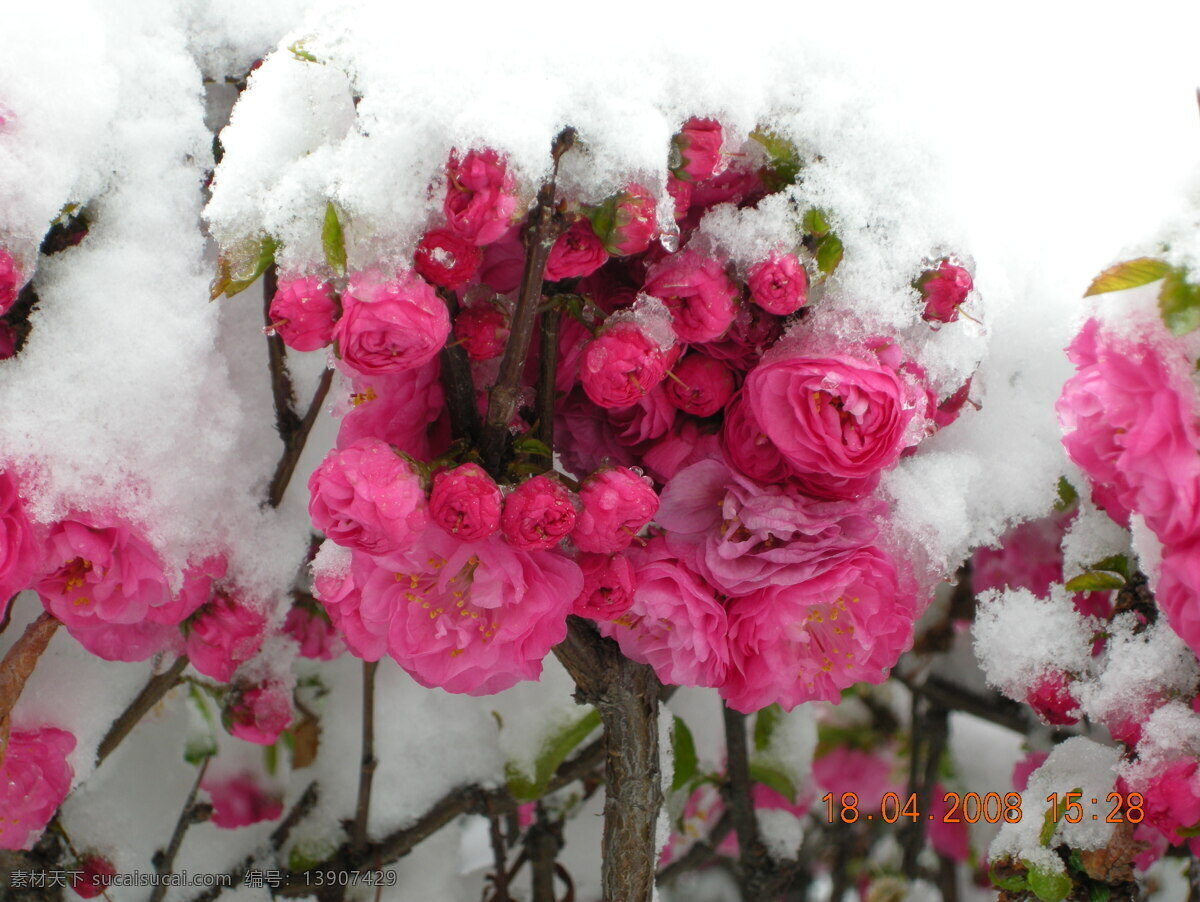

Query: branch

[266,367,334,508]
[526,805,562,902]
[722,704,774,901]
[351,660,379,855]
[901,696,948,877]
[149,757,211,902]
[898,673,1034,736]
[534,308,560,455]
[436,289,481,445]
[95,655,189,766]
[0,612,60,762]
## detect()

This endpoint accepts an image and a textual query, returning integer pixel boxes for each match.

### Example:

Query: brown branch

[0,593,17,636]
[722,704,774,901]
[487,801,513,902]
[436,289,481,445]
[901,697,948,877]
[351,661,379,855]
[898,672,1034,736]
[534,308,560,455]
[263,265,299,435]
[480,127,576,476]
[527,805,562,902]
[0,612,60,762]
[95,655,190,766]
[149,757,211,902]
[266,367,334,508]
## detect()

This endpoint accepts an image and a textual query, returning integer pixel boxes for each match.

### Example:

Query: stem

[901,697,948,877]
[0,612,60,762]
[722,704,774,901]
[351,661,379,855]
[149,757,211,902]
[527,806,561,902]
[480,127,575,475]
[96,656,190,766]
[535,308,560,457]
[436,290,481,445]
[487,804,512,902]
[266,367,334,508]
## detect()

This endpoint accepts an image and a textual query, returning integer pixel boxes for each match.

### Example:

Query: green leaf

[749,762,796,804]
[988,862,1029,893]
[753,704,782,753]
[1040,789,1078,846]
[1024,862,1072,902]
[288,840,336,872]
[1176,822,1200,838]
[288,42,319,63]
[183,683,218,764]
[184,735,217,766]
[1090,554,1129,579]
[803,208,830,238]
[1159,267,1200,336]
[212,235,278,300]
[1064,571,1126,592]
[815,232,843,276]
[264,740,279,777]
[670,717,698,792]
[1083,257,1171,297]
[750,128,802,192]
[1054,477,1078,512]
[506,708,601,802]
[1089,884,1112,902]
[322,202,347,277]
[512,436,552,459]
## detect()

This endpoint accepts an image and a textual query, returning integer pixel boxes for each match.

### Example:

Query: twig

[487,802,513,902]
[722,704,774,901]
[149,757,211,902]
[900,697,948,877]
[0,593,17,636]
[527,805,561,902]
[0,612,60,762]
[436,289,481,445]
[351,661,379,855]
[534,308,560,456]
[266,368,334,508]
[480,127,576,475]
[263,265,299,436]
[96,656,190,766]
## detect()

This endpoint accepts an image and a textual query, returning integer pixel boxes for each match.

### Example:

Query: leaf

[290,714,320,769]
[753,704,782,753]
[803,208,830,237]
[1089,885,1112,902]
[322,202,346,277]
[506,708,601,802]
[749,762,796,804]
[670,717,698,792]
[212,235,278,300]
[1159,267,1200,336]
[750,128,802,192]
[815,232,843,276]
[1040,791,1073,846]
[1065,571,1126,593]
[288,840,337,872]
[264,741,278,777]
[183,683,218,765]
[1025,862,1072,902]
[184,734,217,766]
[989,861,1029,893]
[512,436,552,459]
[1054,477,1078,512]
[1083,257,1171,297]
[288,42,319,63]
[1090,554,1130,579]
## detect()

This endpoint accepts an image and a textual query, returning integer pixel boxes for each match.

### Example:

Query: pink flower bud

[666,175,693,219]
[284,602,343,661]
[572,467,659,553]
[664,353,735,417]
[202,773,284,829]
[572,553,637,621]
[454,301,510,361]
[444,148,518,246]
[0,472,38,618]
[0,249,23,316]
[430,462,502,541]
[579,299,679,409]
[268,276,337,351]
[545,219,608,282]
[414,228,483,288]
[226,682,292,746]
[501,475,576,551]
[670,118,724,182]
[917,260,973,324]
[747,252,808,316]
[0,322,17,360]
[1025,671,1079,726]
[0,727,75,850]
[644,250,738,344]
[592,184,657,256]
[73,855,117,898]
[185,592,267,683]
[333,269,450,376]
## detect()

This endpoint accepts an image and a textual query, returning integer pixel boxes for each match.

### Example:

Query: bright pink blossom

[720,390,797,485]
[580,318,677,410]
[644,250,738,343]
[1155,541,1200,658]
[545,219,608,282]
[336,361,444,459]
[413,228,483,288]
[642,418,722,483]
[918,260,973,324]
[1025,671,1079,726]
[592,185,657,256]
[1119,760,1200,846]
[972,511,1070,598]
[572,467,659,553]
[202,773,284,829]
[478,226,525,293]
[671,118,723,182]
[268,276,337,351]
[929,783,971,861]
[553,387,636,480]
[0,727,75,850]
[501,475,576,551]
[333,269,450,376]
[0,249,22,316]
[227,682,292,746]
[0,471,38,617]
[430,463,502,542]
[0,322,15,360]
[454,302,510,361]
[812,746,899,801]
[444,148,518,246]
[608,385,676,447]
[702,303,782,373]
[284,603,343,661]
[665,174,692,219]
[1012,752,1050,792]
[312,548,388,661]
[747,253,808,316]
[572,553,637,621]
[185,593,267,683]
[308,437,428,555]
[664,353,735,417]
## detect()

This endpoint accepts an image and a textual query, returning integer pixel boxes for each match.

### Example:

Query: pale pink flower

[644,250,738,344]
[747,253,808,316]
[671,118,723,182]
[572,467,659,553]
[444,148,518,246]
[501,475,576,551]
[0,249,22,316]
[414,228,483,288]
[185,593,267,683]
[268,276,337,352]
[918,260,973,324]
[430,463,502,542]
[0,727,75,850]
[335,361,444,459]
[664,353,735,417]
[1155,541,1200,657]
[202,773,284,829]
[227,682,292,746]
[812,746,899,801]
[972,511,1071,598]
[545,219,608,282]
[572,553,637,621]
[333,269,450,376]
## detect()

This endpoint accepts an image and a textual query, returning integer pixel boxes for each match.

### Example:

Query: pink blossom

[312,548,388,661]
[333,269,450,376]
[308,437,428,555]
[918,260,973,324]
[0,249,22,316]
[501,475,576,551]
[720,390,797,485]
[0,727,75,850]
[747,253,808,316]
[572,553,637,621]
[572,467,659,553]
[284,602,344,660]
[671,118,723,182]
[688,165,765,215]
[580,319,676,409]
[1155,541,1200,657]
[664,353,735,417]
[1011,751,1049,791]
[73,855,117,898]
[413,228,483,288]
[665,174,693,219]
[553,387,636,480]
[430,463,502,542]
[370,530,581,694]
[185,593,267,683]
[335,361,444,459]
[702,303,782,373]
[268,276,337,352]
[202,773,284,829]
[545,219,608,282]
[1119,760,1200,846]
[1025,671,1079,726]
[598,539,729,687]
[592,185,657,256]
[929,784,971,861]
[722,547,917,711]
[0,471,38,617]
[454,302,510,361]
[972,511,1070,598]
[555,312,594,394]
[227,682,292,746]
[478,226,525,293]
[812,746,899,801]
[444,148,518,246]
[644,250,738,343]
[642,418,722,483]
[608,385,676,447]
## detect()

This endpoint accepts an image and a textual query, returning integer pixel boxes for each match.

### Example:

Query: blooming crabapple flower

[608,385,676,447]
[670,117,724,182]
[73,855,117,898]
[689,165,765,214]
[745,348,925,499]
[664,353,735,417]
[226,682,292,746]
[644,250,738,343]
[413,228,483,288]
[572,553,637,620]
[368,530,581,694]
[308,437,428,555]
[501,475,576,551]
[720,390,797,485]
[444,148,518,246]
[336,362,444,459]
[1119,759,1200,846]
[579,299,679,409]
[747,253,808,316]
[554,387,636,479]
[267,276,337,352]
[917,260,973,324]
[1011,751,1049,791]
[0,727,75,850]
[333,269,450,376]
[572,467,659,553]
[702,303,782,373]
[597,538,729,687]
[1025,671,1080,726]
[312,547,388,661]
[0,471,38,616]
[185,593,267,683]
[545,219,608,282]
[721,547,916,711]
[284,603,343,660]
[0,249,22,315]
[430,463,503,542]
[591,184,657,256]
[928,784,971,861]
[454,301,510,361]
[1155,541,1200,657]
[202,773,284,829]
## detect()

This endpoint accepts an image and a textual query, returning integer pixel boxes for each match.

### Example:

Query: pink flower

[413,228,483,288]
[664,353,735,417]
[0,727,75,850]
[747,253,808,316]
[444,148,518,246]
[812,746,899,801]
[202,773,284,829]
[73,855,117,898]
[0,322,16,360]
[0,471,38,617]
[312,547,388,661]
[553,387,636,480]
[268,276,337,352]
[572,467,659,553]
[185,593,267,682]
[371,530,581,694]
[644,250,739,343]
[1119,759,1200,846]
[665,174,693,220]
[308,437,428,555]
[579,317,677,410]
[333,269,450,376]
[972,511,1071,598]
[1025,671,1079,726]
[642,418,722,483]
[572,553,637,621]
[929,783,971,861]
[430,463,502,542]
[722,547,917,711]
[0,249,23,316]
[608,385,676,447]
[335,361,444,459]
[918,260,973,324]
[1011,751,1049,792]
[745,347,924,499]
[545,219,608,282]
[478,226,525,293]
[284,602,343,660]
[720,390,797,485]
[1155,541,1200,657]
[454,301,510,361]
[501,475,576,551]
[227,682,292,746]
[591,185,657,256]
[702,303,782,373]
[671,118,723,182]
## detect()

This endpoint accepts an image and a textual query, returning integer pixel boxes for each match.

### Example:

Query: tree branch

[266,368,334,509]
[436,289,481,446]
[149,757,211,902]
[534,308,560,457]
[351,661,379,855]
[722,704,774,901]
[0,612,60,762]
[95,655,189,766]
